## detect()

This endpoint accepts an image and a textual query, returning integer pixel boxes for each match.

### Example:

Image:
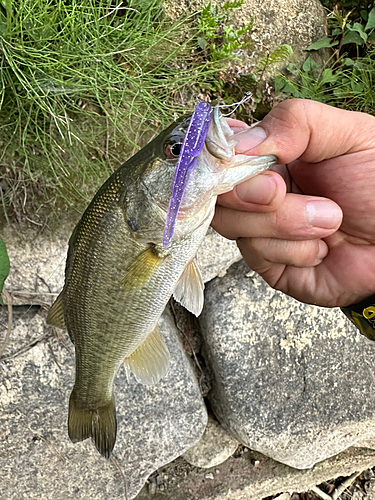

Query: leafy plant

[256,44,294,72]
[197,1,253,62]
[275,57,339,101]
[306,5,375,52]
[275,49,375,113]
[275,2,375,114]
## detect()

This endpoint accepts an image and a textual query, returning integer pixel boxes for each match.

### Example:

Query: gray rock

[0,306,207,499]
[1,219,76,307]
[199,259,375,469]
[136,447,375,500]
[164,0,328,74]
[182,413,239,468]
[196,228,242,283]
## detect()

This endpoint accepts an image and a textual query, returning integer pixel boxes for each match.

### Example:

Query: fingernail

[306,200,342,228]
[233,126,267,153]
[235,173,277,204]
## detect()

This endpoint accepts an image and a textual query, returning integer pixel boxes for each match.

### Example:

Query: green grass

[0,0,233,222]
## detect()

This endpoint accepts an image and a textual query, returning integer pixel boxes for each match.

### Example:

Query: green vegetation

[0,237,9,305]
[275,2,375,114]
[0,0,249,222]
[2,0,372,224]
[197,1,253,61]
[195,1,292,110]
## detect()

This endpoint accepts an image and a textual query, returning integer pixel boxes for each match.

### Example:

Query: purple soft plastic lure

[163,102,213,247]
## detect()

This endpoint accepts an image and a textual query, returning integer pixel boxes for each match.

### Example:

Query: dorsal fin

[173,259,204,317]
[124,325,170,385]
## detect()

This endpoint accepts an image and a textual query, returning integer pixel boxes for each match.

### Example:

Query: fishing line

[175,92,253,122]
[214,92,253,116]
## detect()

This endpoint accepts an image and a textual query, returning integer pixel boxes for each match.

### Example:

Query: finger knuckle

[291,240,320,267]
[266,99,309,135]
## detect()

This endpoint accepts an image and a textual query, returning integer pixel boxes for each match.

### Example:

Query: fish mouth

[205,137,234,160]
[204,106,238,162]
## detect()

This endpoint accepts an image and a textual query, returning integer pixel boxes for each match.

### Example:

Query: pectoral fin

[121,247,165,292]
[47,292,66,330]
[173,259,204,317]
[124,325,170,385]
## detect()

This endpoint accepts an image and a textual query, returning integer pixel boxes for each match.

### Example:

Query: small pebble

[205,473,214,480]
[159,484,165,491]
[148,483,157,495]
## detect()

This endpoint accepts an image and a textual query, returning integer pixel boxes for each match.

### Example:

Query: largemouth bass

[47,104,276,458]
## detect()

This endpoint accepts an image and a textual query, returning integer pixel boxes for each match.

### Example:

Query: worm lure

[162,102,213,247]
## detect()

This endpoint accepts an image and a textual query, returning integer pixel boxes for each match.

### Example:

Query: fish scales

[47,107,277,457]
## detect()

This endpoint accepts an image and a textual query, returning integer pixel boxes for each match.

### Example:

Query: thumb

[234,99,375,164]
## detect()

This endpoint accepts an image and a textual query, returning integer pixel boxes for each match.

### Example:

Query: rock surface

[199,259,375,469]
[1,219,76,306]
[0,306,207,499]
[136,447,375,500]
[196,227,242,283]
[182,413,240,468]
[164,0,328,71]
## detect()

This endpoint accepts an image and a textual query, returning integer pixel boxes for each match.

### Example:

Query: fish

[47,103,277,458]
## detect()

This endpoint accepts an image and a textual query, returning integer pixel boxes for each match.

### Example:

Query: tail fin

[68,389,117,458]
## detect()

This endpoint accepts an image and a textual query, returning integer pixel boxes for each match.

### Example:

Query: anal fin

[173,259,204,317]
[124,325,170,385]
[121,247,166,292]
[47,292,66,330]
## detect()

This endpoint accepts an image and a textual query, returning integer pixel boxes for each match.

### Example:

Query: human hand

[212,99,375,308]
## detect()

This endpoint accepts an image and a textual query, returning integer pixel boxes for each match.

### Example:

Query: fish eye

[164,140,183,159]
[171,143,182,156]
